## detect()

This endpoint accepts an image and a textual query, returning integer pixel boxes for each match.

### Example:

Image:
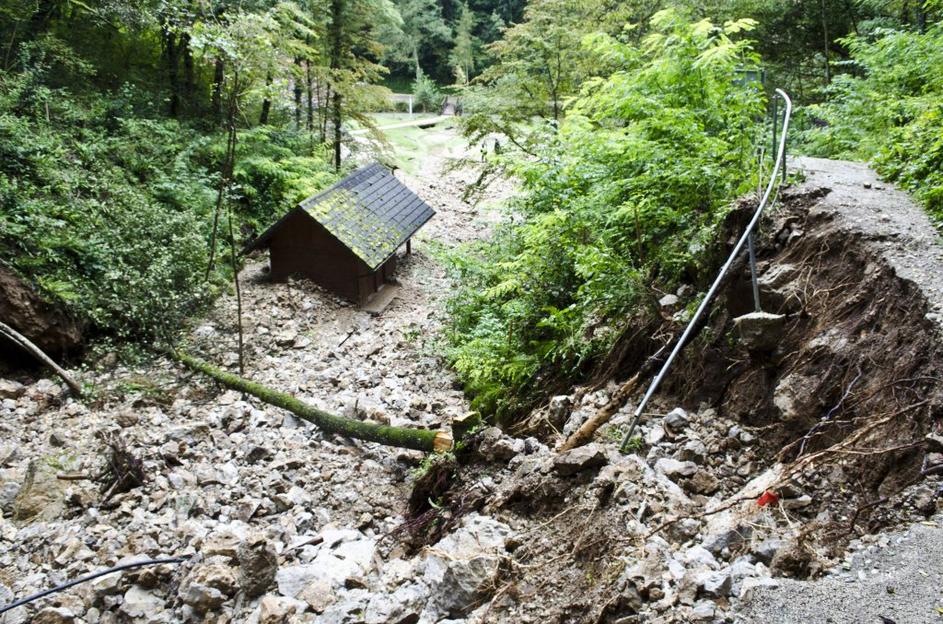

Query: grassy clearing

[354,115,467,175]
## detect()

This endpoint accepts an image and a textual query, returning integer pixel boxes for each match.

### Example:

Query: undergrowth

[0,37,336,343]
[798,22,943,226]
[445,11,766,424]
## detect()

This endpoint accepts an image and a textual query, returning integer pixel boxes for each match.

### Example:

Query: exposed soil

[458,156,943,623]
[0,264,84,368]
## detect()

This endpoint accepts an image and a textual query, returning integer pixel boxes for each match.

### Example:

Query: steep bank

[463,155,943,623]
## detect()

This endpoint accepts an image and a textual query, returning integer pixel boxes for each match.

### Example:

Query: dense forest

[0,0,940,416]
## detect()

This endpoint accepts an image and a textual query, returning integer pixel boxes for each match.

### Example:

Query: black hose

[0,556,189,615]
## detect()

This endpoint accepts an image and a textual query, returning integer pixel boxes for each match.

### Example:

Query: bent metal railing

[618,88,793,452]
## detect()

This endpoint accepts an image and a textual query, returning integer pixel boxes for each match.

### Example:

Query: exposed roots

[96,432,146,504]
[389,454,488,551]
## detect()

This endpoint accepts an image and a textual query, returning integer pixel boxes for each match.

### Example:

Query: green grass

[348,113,442,131]
[380,120,466,175]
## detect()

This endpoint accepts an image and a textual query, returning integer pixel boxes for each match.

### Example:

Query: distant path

[350,115,451,136]
[738,156,943,623]
[789,156,943,331]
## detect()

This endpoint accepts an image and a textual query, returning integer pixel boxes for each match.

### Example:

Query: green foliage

[0,38,335,342]
[446,11,764,422]
[799,23,943,223]
[412,68,444,112]
[449,1,478,85]
[378,0,451,76]
[233,127,337,225]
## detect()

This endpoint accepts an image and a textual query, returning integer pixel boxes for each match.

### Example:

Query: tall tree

[450,1,477,84]
[461,0,638,151]
[378,0,450,78]
[324,0,397,170]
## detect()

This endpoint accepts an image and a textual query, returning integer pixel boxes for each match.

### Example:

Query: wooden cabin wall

[268,212,361,302]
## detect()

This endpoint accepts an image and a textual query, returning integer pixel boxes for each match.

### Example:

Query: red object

[757,491,779,507]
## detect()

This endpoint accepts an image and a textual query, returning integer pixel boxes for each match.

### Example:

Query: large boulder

[178,563,239,613]
[12,459,67,523]
[238,533,278,598]
[422,514,514,618]
[734,311,786,352]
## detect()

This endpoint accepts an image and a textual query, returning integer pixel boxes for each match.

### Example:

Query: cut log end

[433,430,454,454]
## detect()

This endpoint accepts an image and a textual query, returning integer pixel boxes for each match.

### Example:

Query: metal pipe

[619,89,792,452]
[0,557,189,615]
[771,97,778,169]
[748,233,761,312]
[782,126,788,184]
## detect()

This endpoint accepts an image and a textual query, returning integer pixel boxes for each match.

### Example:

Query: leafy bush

[232,127,337,227]
[446,11,765,422]
[799,24,943,223]
[412,68,444,113]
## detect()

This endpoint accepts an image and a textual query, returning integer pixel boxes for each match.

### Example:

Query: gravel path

[790,156,943,333]
[738,518,943,623]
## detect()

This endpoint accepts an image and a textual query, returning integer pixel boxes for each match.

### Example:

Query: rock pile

[0,156,518,623]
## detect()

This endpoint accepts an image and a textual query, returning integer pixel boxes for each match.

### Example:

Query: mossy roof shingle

[245,162,435,270]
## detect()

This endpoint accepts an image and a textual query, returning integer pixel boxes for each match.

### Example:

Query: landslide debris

[2,156,942,624]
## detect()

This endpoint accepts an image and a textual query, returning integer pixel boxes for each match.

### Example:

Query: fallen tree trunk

[558,341,673,452]
[0,321,82,396]
[174,351,452,453]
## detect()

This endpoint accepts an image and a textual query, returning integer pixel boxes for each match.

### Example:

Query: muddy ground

[1,144,942,624]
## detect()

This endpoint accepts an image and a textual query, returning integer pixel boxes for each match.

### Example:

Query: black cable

[0,556,189,615]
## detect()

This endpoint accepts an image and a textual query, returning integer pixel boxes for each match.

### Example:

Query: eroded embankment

[432,157,943,623]
[1,157,941,624]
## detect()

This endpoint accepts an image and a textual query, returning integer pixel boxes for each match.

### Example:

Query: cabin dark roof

[245,162,435,270]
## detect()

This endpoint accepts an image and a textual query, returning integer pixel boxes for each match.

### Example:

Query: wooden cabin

[244,163,435,305]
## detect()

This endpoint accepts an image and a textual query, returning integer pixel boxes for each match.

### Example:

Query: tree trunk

[917,0,927,33]
[212,58,224,125]
[174,351,452,453]
[332,89,342,171]
[321,83,330,143]
[259,73,273,125]
[819,0,831,84]
[559,374,640,452]
[0,321,82,397]
[305,60,315,133]
[224,79,244,375]
[293,58,303,129]
[329,0,344,170]
[207,77,238,281]
[163,29,180,117]
[182,33,195,115]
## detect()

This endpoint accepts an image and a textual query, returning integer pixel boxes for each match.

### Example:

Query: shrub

[412,69,444,113]
[445,11,764,422]
[798,24,943,224]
